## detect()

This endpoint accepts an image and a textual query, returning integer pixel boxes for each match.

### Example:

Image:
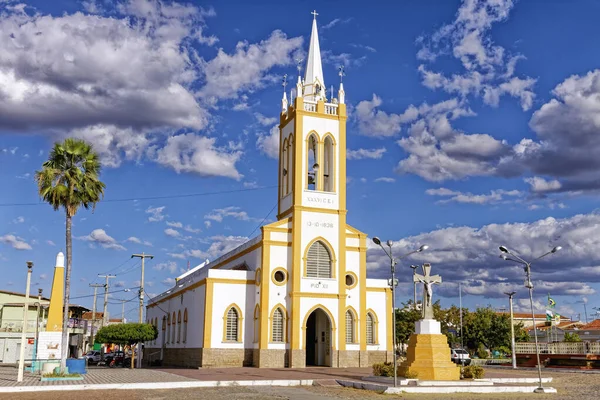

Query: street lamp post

[504,291,517,369]
[499,245,561,394]
[409,265,419,308]
[372,237,428,388]
[17,261,33,383]
[32,289,43,364]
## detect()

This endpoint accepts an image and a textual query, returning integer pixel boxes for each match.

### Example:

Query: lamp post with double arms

[499,245,561,393]
[504,291,517,369]
[372,238,428,388]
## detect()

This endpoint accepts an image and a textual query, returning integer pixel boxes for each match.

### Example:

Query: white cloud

[204,221,212,229]
[0,234,32,250]
[257,125,280,159]
[12,216,24,224]
[126,236,152,246]
[164,228,181,238]
[161,277,176,286]
[166,221,183,228]
[524,177,562,193]
[426,187,522,204]
[347,148,386,160]
[154,261,178,274]
[39,273,48,280]
[374,177,395,183]
[145,206,166,222]
[183,235,249,260]
[154,133,243,180]
[204,206,256,223]
[320,17,352,31]
[183,225,201,234]
[46,240,56,246]
[254,113,277,126]
[77,229,126,251]
[114,281,125,288]
[366,212,600,298]
[355,94,418,137]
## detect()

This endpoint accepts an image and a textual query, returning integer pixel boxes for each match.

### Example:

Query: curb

[0,379,315,393]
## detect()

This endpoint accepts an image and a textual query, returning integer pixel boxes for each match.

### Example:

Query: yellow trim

[386,287,393,351]
[148,278,206,308]
[253,304,260,343]
[345,306,359,344]
[255,268,261,286]
[203,279,214,347]
[366,309,379,345]
[302,304,337,350]
[264,227,293,233]
[269,304,288,343]
[211,241,262,269]
[345,271,358,290]
[222,303,243,343]
[271,267,288,286]
[259,229,271,348]
[289,291,347,299]
[212,278,255,285]
[264,240,292,247]
[359,235,367,351]
[346,246,364,252]
[302,236,337,278]
[346,233,360,239]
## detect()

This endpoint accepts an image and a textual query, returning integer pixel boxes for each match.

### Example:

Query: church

[145,13,392,369]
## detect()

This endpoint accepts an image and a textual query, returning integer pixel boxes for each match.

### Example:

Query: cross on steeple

[282,74,288,90]
[413,263,442,320]
[338,65,345,82]
[311,10,318,20]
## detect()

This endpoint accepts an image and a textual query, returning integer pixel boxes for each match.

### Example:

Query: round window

[345,274,355,287]
[274,270,286,283]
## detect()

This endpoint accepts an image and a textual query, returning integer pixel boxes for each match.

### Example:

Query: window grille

[272,308,284,342]
[367,313,375,344]
[306,241,332,278]
[226,307,239,341]
[345,311,354,343]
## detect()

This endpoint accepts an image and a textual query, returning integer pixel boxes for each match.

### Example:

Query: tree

[95,323,157,368]
[35,138,105,371]
[395,301,421,351]
[461,307,511,355]
[563,332,582,342]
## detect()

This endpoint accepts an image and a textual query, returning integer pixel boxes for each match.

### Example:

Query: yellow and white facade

[145,15,392,368]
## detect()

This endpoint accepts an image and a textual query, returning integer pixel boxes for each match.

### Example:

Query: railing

[516,342,600,355]
[304,101,317,112]
[324,104,338,115]
[0,319,38,333]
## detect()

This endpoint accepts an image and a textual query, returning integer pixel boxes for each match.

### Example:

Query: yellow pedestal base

[399,333,460,381]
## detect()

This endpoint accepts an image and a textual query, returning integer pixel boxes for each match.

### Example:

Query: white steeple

[303,10,325,101]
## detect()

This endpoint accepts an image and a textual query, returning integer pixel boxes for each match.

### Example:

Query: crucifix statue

[413,263,441,320]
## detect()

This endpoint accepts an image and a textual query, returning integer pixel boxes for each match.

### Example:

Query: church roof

[303,12,325,97]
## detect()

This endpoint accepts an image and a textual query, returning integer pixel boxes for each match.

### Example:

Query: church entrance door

[305,308,332,366]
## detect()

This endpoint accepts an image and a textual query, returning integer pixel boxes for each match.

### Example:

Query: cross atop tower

[311,10,318,20]
[282,74,288,90]
[413,263,442,319]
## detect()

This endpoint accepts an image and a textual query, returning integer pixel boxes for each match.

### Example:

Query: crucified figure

[413,263,441,320]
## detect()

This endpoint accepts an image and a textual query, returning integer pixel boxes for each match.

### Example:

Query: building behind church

[145,14,393,369]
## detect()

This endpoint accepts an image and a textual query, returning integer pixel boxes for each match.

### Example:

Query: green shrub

[462,365,485,379]
[404,370,419,379]
[476,344,488,359]
[496,345,512,357]
[42,372,81,378]
[372,362,394,377]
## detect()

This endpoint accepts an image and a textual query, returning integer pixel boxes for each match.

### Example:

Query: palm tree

[35,138,105,371]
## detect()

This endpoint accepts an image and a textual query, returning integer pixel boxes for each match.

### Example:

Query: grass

[42,372,82,378]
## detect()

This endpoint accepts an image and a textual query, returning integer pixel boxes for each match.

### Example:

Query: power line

[70,287,139,300]
[247,202,277,238]
[0,185,277,207]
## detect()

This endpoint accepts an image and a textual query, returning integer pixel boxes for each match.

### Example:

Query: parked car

[451,348,471,365]
[105,350,132,368]
[84,351,102,365]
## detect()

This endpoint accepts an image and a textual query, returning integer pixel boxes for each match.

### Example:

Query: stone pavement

[0,367,194,387]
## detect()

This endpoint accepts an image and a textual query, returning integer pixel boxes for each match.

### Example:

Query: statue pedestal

[399,319,460,381]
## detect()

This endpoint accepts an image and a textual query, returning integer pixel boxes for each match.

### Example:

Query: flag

[548,294,556,308]
[553,314,561,324]
[546,309,553,321]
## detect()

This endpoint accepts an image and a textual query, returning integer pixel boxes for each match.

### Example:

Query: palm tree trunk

[60,213,72,372]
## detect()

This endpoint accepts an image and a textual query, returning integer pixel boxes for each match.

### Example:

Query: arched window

[366,312,376,345]
[166,314,170,344]
[287,136,294,194]
[306,240,332,278]
[282,138,288,196]
[177,311,182,343]
[307,133,319,190]
[171,312,176,343]
[345,310,355,344]
[183,309,188,343]
[272,307,285,343]
[225,307,240,341]
[323,135,334,192]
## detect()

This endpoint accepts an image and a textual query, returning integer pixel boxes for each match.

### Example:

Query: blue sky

[1,0,600,322]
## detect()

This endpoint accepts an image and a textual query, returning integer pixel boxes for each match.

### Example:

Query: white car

[84,350,102,364]
[451,348,471,365]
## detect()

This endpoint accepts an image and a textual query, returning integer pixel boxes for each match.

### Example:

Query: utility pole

[33,288,43,363]
[98,275,116,326]
[505,291,517,369]
[131,252,153,368]
[89,283,104,348]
